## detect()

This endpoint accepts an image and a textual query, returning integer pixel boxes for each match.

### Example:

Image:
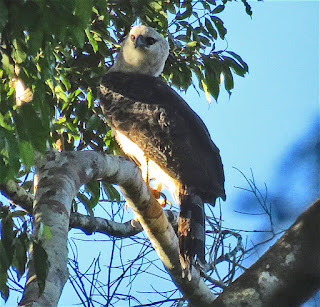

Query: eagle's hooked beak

[134,35,148,48]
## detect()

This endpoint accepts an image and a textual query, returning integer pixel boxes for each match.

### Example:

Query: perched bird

[100,25,226,278]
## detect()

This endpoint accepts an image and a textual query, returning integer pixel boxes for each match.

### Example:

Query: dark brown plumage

[100,71,226,277]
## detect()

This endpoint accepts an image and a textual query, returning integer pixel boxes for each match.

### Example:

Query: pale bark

[210,198,320,307]
[70,209,179,237]
[0,180,34,213]
[0,180,179,237]
[10,151,320,306]
[18,151,215,306]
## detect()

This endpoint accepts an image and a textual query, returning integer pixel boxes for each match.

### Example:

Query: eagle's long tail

[178,191,205,280]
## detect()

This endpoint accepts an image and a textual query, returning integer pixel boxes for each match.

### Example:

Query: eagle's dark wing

[100,72,225,203]
[100,71,225,274]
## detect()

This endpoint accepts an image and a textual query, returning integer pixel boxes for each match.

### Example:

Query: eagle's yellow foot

[131,216,140,227]
[149,180,172,207]
[151,189,172,208]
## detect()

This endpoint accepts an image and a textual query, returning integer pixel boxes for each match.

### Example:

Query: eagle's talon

[124,202,129,212]
[131,216,140,227]
[151,188,162,200]
[151,188,172,208]
[159,192,172,208]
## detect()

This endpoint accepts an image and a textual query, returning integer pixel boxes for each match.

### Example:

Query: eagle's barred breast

[100,72,226,204]
[100,25,225,277]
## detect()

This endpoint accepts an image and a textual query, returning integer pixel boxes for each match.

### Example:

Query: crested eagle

[99,25,226,278]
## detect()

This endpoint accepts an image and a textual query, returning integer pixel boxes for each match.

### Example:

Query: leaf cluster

[0,0,251,183]
[0,0,254,301]
[0,206,29,301]
[163,0,250,100]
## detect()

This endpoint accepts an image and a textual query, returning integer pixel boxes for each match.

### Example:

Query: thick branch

[6,152,320,306]
[211,198,320,306]
[70,209,179,237]
[70,212,143,237]
[0,180,178,237]
[0,180,34,213]
[19,151,215,306]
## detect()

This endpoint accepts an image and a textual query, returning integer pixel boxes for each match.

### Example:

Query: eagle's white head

[109,25,169,77]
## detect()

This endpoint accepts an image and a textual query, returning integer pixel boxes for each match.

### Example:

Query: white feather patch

[115,130,180,202]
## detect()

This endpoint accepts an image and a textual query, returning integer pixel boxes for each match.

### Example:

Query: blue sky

[183,0,319,303]
[3,1,320,306]
[68,1,320,305]
[188,0,319,202]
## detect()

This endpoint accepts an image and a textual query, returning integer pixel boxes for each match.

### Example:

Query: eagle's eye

[146,37,157,45]
[131,34,136,41]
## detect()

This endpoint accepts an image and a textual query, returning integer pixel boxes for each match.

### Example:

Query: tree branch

[6,154,320,306]
[211,198,320,306]
[70,209,179,237]
[0,180,34,213]
[4,153,320,306]
[18,151,215,306]
[0,180,179,237]
[69,211,143,237]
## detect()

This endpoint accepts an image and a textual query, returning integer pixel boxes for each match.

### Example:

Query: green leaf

[176,7,192,20]
[71,28,85,48]
[75,0,93,27]
[201,78,212,103]
[77,193,94,215]
[20,140,34,170]
[0,240,9,270]
[85,180,100,208]
[0,256,9,301]
[206,72,219,100]
[38,222,52,241]
[226,51,249,74]
[87,89,93,108]
[0,157,9,182]
[12,39,27,64]
[60,75,71,91]
[1,54,14,77]
[222,66,234,96]
[14,104,48,153]
[241,0,252,16]
[86,114,101,131]
[12,233,28,279]
[102,182,121,203]
[211,16,227,39]
[28,30,44,55]
[187,41,198,48]
[178,21,190,28]
[203,57,220,100]
[212,4,225,14]
[85,29,99,53]
[222,56,246,77]
[1,215,14,265]
[0,0,8,33]
[167,1,176,14]
[33,241,48,295]
[175,34,189,42]
[1,128,20,174]
[200,0,210,11]
[198,35,210,47]
[0,113,13,131]
[205,18,217,39]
